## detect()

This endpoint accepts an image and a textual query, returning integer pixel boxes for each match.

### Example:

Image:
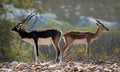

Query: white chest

[90,37,99,43]
[22,37,52,46]
[72,38,87,45]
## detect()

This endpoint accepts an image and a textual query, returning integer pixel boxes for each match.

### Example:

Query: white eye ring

[16,26,20,29]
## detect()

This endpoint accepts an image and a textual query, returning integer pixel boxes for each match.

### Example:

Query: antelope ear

[96,23,99,26]
[96,19,102,26]
[96,19,101,24]
[96,23,102,26]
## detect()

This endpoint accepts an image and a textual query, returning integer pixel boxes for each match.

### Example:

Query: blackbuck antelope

[62,20,109,58]
[12,14,62,63]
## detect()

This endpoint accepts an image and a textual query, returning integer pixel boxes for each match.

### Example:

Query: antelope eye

[16,25,20,29]
[101,27,104,30]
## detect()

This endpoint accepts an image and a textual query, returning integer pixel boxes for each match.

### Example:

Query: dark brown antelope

[12,13,62,63]
[62,20,109,58]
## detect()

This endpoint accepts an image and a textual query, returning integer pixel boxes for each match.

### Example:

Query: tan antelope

[62,20,109,58]
[12,13,62,63]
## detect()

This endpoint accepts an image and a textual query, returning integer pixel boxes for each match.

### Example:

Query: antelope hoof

[55,58,60,63]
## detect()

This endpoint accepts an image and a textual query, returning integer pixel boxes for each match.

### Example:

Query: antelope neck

[93,27,103,40]
[18,30,30,38]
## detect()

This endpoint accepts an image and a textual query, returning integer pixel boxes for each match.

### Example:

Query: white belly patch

[22,37,52,46]
[72,38,87,45]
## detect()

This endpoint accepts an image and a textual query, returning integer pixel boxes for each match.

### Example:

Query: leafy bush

[0,19,16,62]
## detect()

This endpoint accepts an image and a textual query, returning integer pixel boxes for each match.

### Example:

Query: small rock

[17,62,29,68]
[0,63,3,68]
[0,68,12,72]
[11,61,18,68]
[104,67,112,72]
[48,63,61,70]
